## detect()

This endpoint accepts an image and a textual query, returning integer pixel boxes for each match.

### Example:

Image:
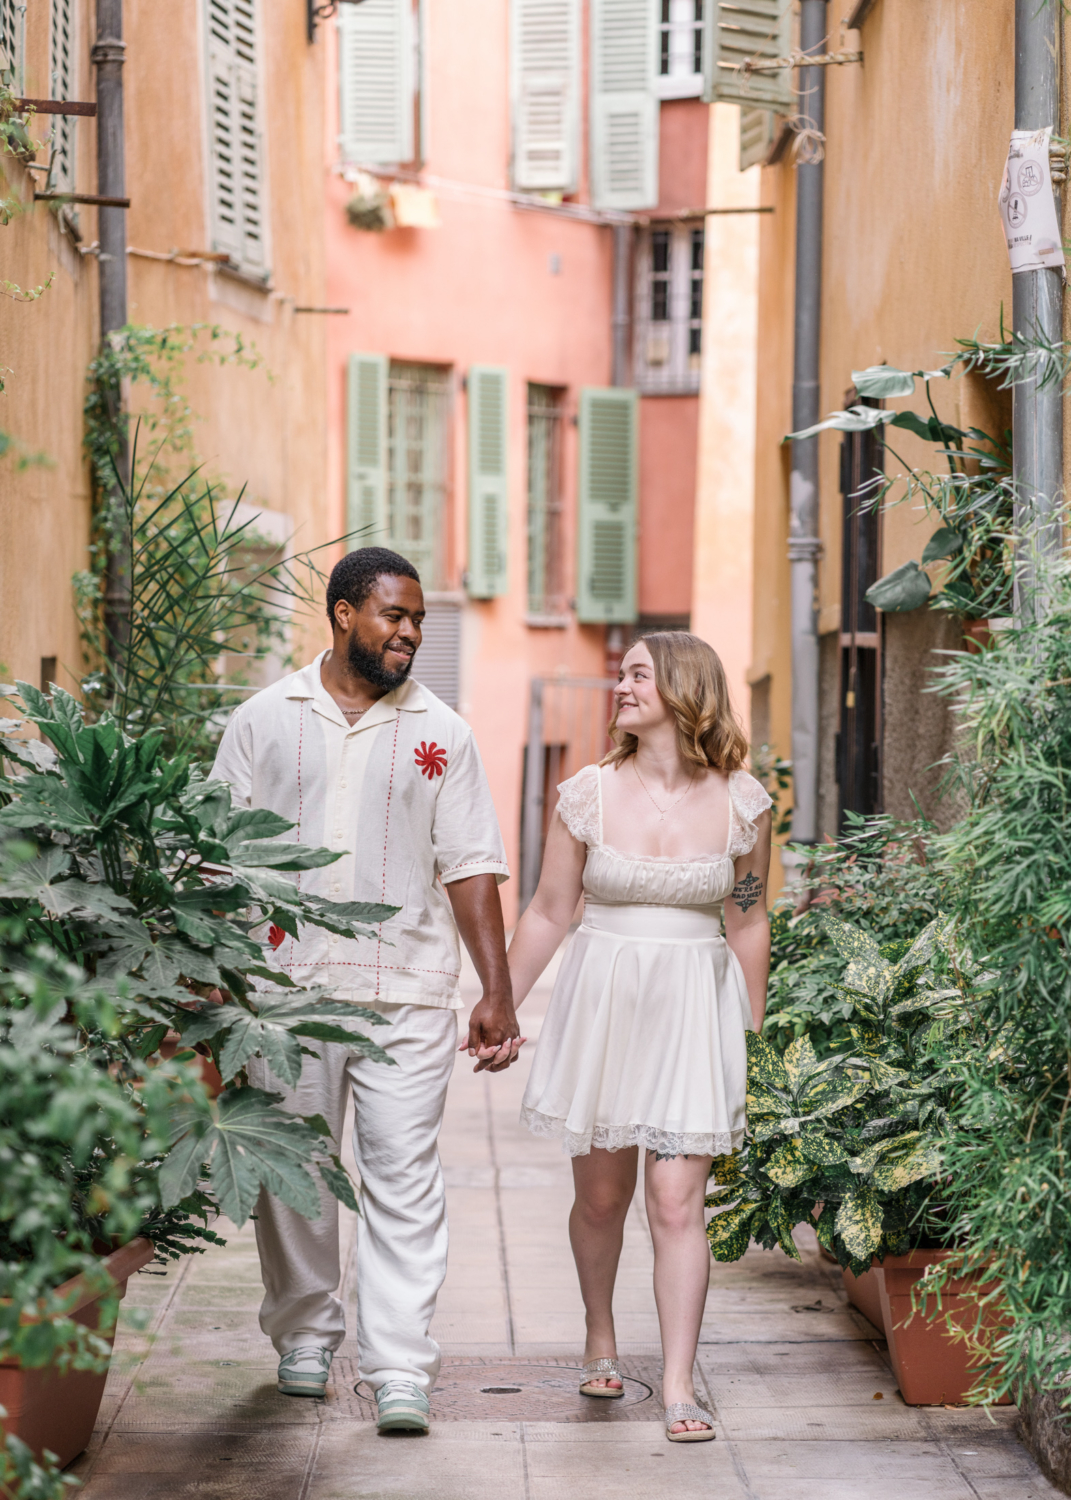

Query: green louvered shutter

[346,354,388,543]
[577,387,637,624]
[467,366,509,599]
[589,0,659,210]
[739,105,777,170]
[703,1,794,113]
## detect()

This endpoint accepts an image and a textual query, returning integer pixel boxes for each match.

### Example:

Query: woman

[507,632,771,1443]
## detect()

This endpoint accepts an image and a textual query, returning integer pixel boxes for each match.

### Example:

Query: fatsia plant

[0,681,398,1227]
[709,913,973,1275]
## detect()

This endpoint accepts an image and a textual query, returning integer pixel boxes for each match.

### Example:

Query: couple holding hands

[211,547,771,1445]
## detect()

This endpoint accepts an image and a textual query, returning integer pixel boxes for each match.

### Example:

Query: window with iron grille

[1,0,22,82]
[634,223,703,395]
[527,384,566,618]
[387,362,451,590]
[50,0,75,189]
[656,0,703,98]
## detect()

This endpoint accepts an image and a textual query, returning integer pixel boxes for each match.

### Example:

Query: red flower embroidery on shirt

[268,924,287,950]
[415,741,448,779]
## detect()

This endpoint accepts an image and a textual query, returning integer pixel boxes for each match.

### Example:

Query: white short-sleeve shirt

[210,651,509,1010]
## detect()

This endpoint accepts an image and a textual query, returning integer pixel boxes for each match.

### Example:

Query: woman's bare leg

[644,1152,715,1433]
[569,1146,638,1390]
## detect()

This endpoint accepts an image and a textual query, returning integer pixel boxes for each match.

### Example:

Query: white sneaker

[375,1379,430,1433]
[277,1345,332,1397]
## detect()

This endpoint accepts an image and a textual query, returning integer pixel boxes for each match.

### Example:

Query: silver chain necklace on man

[632,759,696,821]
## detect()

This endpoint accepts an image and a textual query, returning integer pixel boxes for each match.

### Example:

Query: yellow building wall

[692,103,760,739]
[0,0,329,697]
[751,0,1032,841]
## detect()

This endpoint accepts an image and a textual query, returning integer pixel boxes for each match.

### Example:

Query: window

[388,362,451,590]
[1,0,21,82]
[703,0,794,113]
[836,419,884,826]
[634,223,704,394]
[338,0,420,167]
[206,0,268,277]
[50,0,75,189]
[656,0,703,98]
[510,0,580,192]
[589,0,659,211]
[527,385,566,617]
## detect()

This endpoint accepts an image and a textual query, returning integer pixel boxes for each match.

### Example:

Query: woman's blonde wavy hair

[601,632,748,773]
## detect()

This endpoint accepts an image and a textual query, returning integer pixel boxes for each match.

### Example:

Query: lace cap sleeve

[727,770,773,859]
[555,764,601,847]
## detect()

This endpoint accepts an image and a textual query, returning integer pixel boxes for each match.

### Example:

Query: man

[211,546,521,1433]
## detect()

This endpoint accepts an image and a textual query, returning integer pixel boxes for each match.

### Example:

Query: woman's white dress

[519,763,772,1158]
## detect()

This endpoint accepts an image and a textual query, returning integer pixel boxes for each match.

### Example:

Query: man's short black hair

[325,547,421,623]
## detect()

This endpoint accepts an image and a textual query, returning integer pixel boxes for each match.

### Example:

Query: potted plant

[708,911,1009,1405]
[0,684,400,1472]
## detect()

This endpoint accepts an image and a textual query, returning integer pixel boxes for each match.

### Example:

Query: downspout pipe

[611,222,632,387]
[92,0,131,664]
[1013,0,1063,620]
[787,0,828,846]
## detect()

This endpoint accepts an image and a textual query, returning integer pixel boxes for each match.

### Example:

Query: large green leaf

[707,1202,759,1262]
[800,1130,850,1165]
[834,1188,883,1262]
[786,405,895,442]
[851,365,918,399]
[765,1139,815,1189]
[800,1072,870,1120]
[160,1087,344,1227]
[746,1030,790,1091]
[921,526,965,564]
[783,1034,821,1092]
[865,561,932,614]
[870,1138,942,1191]
[180,995,391,1087]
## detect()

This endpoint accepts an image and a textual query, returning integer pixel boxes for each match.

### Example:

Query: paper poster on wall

[998,127,1065,274]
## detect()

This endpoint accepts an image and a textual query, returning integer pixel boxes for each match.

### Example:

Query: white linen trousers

[246,1001,458,1395]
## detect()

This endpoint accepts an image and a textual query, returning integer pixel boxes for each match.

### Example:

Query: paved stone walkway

[71,952,1059,1498]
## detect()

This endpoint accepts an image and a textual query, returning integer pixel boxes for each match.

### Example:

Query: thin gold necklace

[632,759,696,822]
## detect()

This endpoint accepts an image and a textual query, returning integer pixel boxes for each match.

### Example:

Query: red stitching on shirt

[286,698,307,980]
[301,961,461,979]
[441,860,509,874]
[376,717,401,999]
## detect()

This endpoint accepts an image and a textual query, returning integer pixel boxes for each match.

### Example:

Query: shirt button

[340,782,347,789]
[330,933,339,946]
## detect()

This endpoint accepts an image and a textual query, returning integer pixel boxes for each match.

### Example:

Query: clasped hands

[460,993,526,1073]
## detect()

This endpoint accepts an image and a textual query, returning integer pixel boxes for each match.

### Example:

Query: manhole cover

[330,1357,661,1422]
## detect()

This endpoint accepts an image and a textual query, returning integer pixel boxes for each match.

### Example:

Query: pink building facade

[322,0,711,921]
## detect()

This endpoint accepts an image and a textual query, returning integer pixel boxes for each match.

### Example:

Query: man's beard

[346,630,414,692]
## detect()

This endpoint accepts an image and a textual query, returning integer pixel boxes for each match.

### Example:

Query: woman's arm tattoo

[729,871,763,912]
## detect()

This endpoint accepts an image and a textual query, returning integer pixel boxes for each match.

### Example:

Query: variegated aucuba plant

[708,911,973,1276]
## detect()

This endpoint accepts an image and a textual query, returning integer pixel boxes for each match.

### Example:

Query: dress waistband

[580,900,724,942]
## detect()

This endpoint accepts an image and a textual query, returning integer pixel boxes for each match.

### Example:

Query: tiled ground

[69,948,1060,1499]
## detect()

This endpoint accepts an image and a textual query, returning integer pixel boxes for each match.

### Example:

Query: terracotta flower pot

[0,1236,156,1467]
[877,1249,1011,1406]
[842,1264,885,1334]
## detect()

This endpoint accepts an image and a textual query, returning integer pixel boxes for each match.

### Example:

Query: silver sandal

[664,1400,716,1442]
[579,1357,625,1398]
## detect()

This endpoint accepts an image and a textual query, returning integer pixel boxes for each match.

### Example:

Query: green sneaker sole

[376,1405,430,1433]
[278,1375,329,1397]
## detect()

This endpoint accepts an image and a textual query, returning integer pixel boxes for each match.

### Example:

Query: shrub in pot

[708,911,1007,1404]
[0,684,399,1476]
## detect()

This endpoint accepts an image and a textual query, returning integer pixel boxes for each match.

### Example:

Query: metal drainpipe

[787,0,828,848]
[1013,0,1064,620]
[92,0,131,664]
[608,222,632,669]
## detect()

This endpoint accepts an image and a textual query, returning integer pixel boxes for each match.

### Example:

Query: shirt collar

[285,651,429,732]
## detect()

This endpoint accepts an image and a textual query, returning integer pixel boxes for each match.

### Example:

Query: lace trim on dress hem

[520,1105,744,1160]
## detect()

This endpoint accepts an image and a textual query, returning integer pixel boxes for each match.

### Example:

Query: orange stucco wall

[638,397,698,616]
